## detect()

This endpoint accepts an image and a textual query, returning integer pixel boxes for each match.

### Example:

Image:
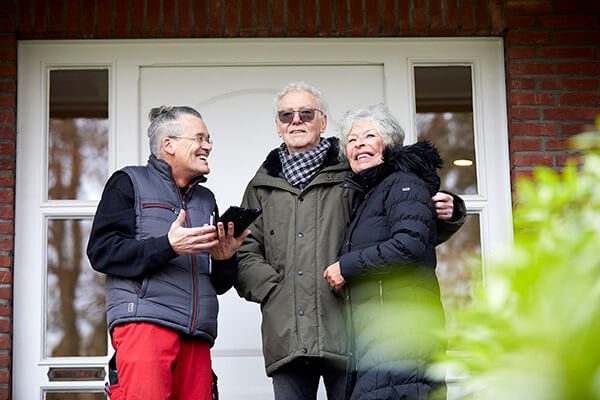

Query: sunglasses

[277,108,323,124]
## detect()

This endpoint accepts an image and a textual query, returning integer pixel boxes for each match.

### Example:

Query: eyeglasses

[277,108,323,124]
[168,136,213,145]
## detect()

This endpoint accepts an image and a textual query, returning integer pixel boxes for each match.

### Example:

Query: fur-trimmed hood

[347,141,442,196]
[264,137,342,177]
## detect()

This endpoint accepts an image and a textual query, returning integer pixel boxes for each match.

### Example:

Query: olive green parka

[235,138,354,375]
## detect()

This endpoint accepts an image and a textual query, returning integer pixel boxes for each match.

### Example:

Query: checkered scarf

[278,137,332,189]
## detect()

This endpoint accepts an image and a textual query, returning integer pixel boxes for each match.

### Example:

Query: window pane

[436,214,481,323]
[46,219,107,357]
[45,393,106,400]
[415,66,477,194]
[48,70,109,200]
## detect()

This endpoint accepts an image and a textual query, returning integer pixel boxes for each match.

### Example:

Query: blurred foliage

[442,119,600,400]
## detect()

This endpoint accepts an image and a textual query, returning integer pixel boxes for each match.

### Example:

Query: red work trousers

[107,322,213,400]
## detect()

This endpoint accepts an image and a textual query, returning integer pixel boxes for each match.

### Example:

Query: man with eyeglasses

[235,82,466,399]
[87,106,246,400]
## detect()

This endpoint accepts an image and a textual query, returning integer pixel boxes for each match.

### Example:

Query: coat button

[298,232,304,238]
[298,196,303,202]
[270,230,275,235]
[298,310,304,316]
[298,270,303,276]
[302,347,308,353]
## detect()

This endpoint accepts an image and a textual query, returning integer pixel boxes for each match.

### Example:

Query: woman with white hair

[324,104,447,400]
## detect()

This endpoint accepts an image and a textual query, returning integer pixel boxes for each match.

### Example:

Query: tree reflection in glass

[46,219,107,357]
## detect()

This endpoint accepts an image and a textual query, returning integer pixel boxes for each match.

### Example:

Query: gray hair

[147,106,203,157]
[273,81,329,117]
[337,104,405,157]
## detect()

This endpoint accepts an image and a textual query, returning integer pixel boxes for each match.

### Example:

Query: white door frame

[15,38,512,399]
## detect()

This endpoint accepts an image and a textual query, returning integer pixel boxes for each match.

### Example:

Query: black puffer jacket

[339,141,447,400]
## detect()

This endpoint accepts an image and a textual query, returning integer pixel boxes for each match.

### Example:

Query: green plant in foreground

[443,118,600,400]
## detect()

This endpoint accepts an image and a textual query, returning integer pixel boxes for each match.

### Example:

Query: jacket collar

[147,154,208,186]
[343,141,442,196]
[264,137,342,177]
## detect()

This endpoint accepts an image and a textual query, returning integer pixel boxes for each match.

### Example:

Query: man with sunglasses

[235,83,465,399]
[88,106,247,400]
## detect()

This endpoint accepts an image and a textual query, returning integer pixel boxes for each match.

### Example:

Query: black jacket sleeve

[86,172,177,278]
[436,190,467,245]
[210,257,238,295]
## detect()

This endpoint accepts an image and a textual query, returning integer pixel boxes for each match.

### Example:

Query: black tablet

[217,206,262,237]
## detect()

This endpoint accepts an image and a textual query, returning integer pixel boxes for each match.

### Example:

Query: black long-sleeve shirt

[87,172,237,294]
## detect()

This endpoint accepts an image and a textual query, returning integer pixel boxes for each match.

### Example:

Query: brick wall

[0,0,599,398]
[506,0,600,182]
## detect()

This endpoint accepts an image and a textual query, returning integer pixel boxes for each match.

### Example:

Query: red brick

[556,31,600,44]
[509,78,536,90]
[510,139,541,152]
[18,0,33,37]
[512,154,553,168]
[0,288,11,300]
[0,112,15,124]
[32,0,47,37]
[96,0,111,38]
[271,0,284,35]
[428,0,442,35]
[546,138,569,151]
[507,31,553,45]
[0,271,10,284]
[177,0,192,37]
[0,96,14,108]
[223,0,238,37]
[287,0,301,36]
[459,0,475,35]
[0,256,10,268]
[0,81,15,93]
[0,34,15,46]
[475,0,489,34]
[510,92,554,106]
[64,0,81,37]
[397,0,411,35]
[0,65,16,77]
[365,0,379,36]
[302,0,317,36]
[0,305,9,317]
[0,206,12,219]
[48,0,65,39]
[508,62,554,75]
[238,0,251,36]
[0,319,10,333]
[0,239,12,251]
[146,0,160,37]
[544,107,600,121]
[511,169,535,183]
[130,0,145,37]
[113,0,128,37]
[490,1,505,34]
[0,223,12,236]
[0,159,13,171]
[557,154,583,167]
[255,0,269,36]
[556,62,600,75]
[0,175,13,187]
[318,0,333,36]
[0,144,14,156]
[511,123,558,136]
[413,0,427,36]
[444,0,458,35]
[559,93,600,106]
[0,336,9,349]
[162,0,176,37]
[557,0,600,13]
[0,16,16,32]
[0,1,16,17]
[561,123,593,135]
[508,47,536,59]
[510,107,540,120]
[0,370,8,384]
[539,15,598,29]
[506,0,553,14]
[539,46,598,59]
[507,16,535,28]
[0,49,16,62]
[81,0,95,38]
[541,78,598,90]
[0,352,9,365]
[0,128,13,141]
[381,0,396,35]
[349,0,363,37]
[0,190,11,203]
